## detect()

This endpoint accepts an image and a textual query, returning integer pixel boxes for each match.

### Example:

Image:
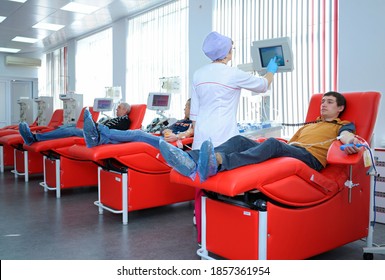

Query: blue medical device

[340,143,364,151]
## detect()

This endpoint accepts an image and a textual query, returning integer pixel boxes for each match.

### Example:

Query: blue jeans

[36,125,83,141]
[98,124,161,149]
[188,135,323,171]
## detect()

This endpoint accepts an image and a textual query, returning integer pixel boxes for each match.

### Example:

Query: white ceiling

[0,0,170,54]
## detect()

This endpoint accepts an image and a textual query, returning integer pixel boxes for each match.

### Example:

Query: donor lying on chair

[19,103,131,145]
[159,91,361,183]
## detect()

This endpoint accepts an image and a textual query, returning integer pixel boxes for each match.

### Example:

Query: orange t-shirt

[288,117,354,167]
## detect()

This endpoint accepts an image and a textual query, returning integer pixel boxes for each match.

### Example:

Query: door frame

[0,77,38,128]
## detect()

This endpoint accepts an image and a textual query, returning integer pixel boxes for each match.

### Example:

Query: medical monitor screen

[147,92,171,111]
[93,98,113,112]
[251,37,294,74]
[259,45,285,67]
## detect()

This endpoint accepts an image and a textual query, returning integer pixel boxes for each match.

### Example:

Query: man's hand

[342,143,361,154]
[339,131,361,154]
[164,132,178,143]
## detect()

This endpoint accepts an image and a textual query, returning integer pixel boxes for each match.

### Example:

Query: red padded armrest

[326,141,364,165]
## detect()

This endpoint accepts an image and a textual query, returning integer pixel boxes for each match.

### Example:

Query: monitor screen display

[259,45,285,67]
[250,37,294,74]
[97,99,113,110]
[93,98,113,112]
[152,94,169,107]
[147,92,171,111]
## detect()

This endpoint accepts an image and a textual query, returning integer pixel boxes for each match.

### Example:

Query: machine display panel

[147,92,171,111]
[93,98,114,112]
[251,37,294,74]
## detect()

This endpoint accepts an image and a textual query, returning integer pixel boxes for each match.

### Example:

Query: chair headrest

[47,109,64,127]
[76,107,100,129]
[128,104,147,129]
[306,91,381,141]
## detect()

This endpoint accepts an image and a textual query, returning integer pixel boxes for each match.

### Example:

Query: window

[126,0,189,126]
[214,0,339,137]
[43,47,68,109]
[76,28,113,107]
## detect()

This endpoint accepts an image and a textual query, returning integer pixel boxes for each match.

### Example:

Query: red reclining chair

[170,91,381,260]
[0,108,99,182]
[0,118,39,136]
[1,118,39,172]
[24,104,146,198]
[0,109,64,173]
[62,129,195,224]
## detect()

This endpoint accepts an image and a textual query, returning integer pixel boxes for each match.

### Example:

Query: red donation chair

[64,130,195,224]
[24,105,145,198]
[3,107,99,182]
[0,109,64,174]
[170,91,381,260]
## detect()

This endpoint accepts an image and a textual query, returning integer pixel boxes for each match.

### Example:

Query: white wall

[112,19,128,100]
[66,39,77,92]
[339,0,385,147]
[188,0,214,86]
[0,53,39,127]
[0,53,40,79]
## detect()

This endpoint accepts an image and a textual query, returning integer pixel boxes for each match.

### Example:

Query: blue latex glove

[267,56,279,74]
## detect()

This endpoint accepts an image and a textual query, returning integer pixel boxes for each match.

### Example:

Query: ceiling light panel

[0,16,6,23]
[60,2,100,14]
[8,0,27,3]
[12,36,39,43]
[32,22,65,31]
[0,47,21,53]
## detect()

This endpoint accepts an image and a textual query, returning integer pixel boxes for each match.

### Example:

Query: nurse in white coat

[190,31,278,150]
[190,31,278,244]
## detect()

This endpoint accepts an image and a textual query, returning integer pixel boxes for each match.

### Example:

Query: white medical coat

[190,63,268,149]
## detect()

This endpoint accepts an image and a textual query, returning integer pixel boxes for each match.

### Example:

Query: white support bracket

[344,165,359,203]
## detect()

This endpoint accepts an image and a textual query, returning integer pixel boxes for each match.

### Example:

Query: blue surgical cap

[202,31,232,61]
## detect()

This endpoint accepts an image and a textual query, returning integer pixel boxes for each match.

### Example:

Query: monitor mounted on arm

[250,37,294,75]
[147,92,171,113]
[93,98,114,112]
[145,92,174,133]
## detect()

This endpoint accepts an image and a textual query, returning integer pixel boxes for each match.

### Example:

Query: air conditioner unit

[5,55,41,67]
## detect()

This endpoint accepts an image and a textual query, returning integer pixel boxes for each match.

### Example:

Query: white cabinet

[374,148,385,224]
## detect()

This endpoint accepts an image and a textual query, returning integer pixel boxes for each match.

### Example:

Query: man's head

[202,31,233,62]
[184,98,191,119]
[321,91,346,120]
[116,102,131,117]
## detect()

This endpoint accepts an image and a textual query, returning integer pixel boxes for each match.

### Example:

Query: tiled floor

[0,168,384,260]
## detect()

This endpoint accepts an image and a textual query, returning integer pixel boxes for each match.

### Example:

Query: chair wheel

[363,252,374,260]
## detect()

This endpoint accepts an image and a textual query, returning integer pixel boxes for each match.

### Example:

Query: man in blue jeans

[19,102,131,145]
[159,91,362,183]
[83,99,193,149]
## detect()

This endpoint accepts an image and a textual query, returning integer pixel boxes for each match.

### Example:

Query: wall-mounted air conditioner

[5,56,42,67]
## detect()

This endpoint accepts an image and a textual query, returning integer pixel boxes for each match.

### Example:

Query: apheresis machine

[34,96,53,126]
[59,93,83,125]
[17,97,34,124]
[145,92,176,133]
